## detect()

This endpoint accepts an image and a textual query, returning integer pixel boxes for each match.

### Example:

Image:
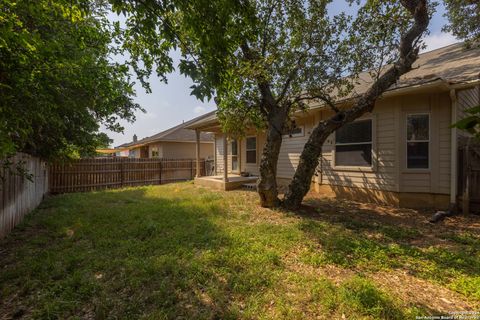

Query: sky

[103,2,458,147]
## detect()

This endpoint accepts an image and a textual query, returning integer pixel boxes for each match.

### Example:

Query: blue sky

[104,2,458,147]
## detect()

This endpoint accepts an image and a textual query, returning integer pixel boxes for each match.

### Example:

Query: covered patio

[187,111,259,191]
[194,175,258,191]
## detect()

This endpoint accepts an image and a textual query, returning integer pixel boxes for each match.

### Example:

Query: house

[186,43,480,209]
[115,113,215,160]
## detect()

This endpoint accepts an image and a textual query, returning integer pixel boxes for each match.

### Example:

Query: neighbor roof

[116,111,215,149]
[186,42,480,130]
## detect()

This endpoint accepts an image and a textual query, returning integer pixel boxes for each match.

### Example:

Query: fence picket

[48,158,213,194]
[1,153,48,238]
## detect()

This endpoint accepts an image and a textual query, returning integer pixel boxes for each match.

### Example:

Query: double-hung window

[335,119,373,167]
[151,147,159,158]
[406,114,429,169]
[246,137,257,164]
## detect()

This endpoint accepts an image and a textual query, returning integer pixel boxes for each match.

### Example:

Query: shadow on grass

[0,187,275,319]
[293,198,480,301]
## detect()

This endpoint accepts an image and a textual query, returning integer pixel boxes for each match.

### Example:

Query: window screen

[407,114,429,169]
[335,119,373,167]
[231,140,238,156]
[246,137,257,164]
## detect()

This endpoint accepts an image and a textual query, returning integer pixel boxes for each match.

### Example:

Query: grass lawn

[1,183,479,319]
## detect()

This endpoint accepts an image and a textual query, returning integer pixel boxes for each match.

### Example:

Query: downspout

[449,88,458,210]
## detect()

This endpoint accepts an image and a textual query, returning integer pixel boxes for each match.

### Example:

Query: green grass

[0,183,478,319]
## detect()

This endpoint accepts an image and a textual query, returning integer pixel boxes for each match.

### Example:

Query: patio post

[195,129,201,177]
[223,135,229,182]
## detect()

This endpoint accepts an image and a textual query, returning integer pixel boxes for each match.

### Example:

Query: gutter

[447,79,479,210]
[450,79,480,90]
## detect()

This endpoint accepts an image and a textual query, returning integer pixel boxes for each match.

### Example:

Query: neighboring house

[186,43,480,209]
[113,145,130,157]
[115,113,215,159]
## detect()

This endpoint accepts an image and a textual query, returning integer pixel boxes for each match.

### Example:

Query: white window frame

[245,136,257,164]
[406,113,430,170]
[333,117,375,171]
[283,125,305,138]
[151,146,160,158]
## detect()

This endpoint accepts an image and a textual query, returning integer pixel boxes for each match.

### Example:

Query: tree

[454,106,480,139]
[283,0,430,208]
[0,0,141,160]
[113,0,431,208]
[443,0,479,47]
[443,1,480,139]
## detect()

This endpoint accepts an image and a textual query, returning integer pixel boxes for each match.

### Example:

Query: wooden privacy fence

[1,153,48,238]
[49,158,213,194]
[459,142,480,214]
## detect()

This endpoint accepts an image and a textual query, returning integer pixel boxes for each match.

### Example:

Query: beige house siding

[213,91,455,201]
[129,147,141,158]
[128,142,213,159]
[317,92,452,195]
[457,86,479,119]
[321,101,397,193]
[457,86,480,141]
[240,133,265,176]
[148,143,163,158]
[216,133,266,175]
[215,136,225,173]
[396,93,452,194]
[277,117,313,179]
[161,141,213,159]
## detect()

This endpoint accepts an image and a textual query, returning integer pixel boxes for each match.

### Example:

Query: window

[231,139,239,171]
[230,140,238,156]
[283,125,304,138]
[335,119,373,167]
[406,114,429,169]
[246,137,257,164]
[151,147,159,158]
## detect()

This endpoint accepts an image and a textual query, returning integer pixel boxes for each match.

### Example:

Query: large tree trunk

[257,108,288,207]
[283,0,429,209]
[282,122,335,209]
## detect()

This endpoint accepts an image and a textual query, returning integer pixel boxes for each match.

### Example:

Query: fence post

[120,158,125,188]
[463,146,470,215]
[191,159,193,180]
[159,159,162,185]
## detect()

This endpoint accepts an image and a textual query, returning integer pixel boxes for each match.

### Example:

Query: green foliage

[110,0,421,137]
[1,183,478,317]
[443,0,479,47]
[299,215,480,301]
[453,105,480,139]
[0,0,141,160]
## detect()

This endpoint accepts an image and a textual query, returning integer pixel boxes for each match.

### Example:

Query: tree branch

[240,42,277,112]
[283,0,430,209]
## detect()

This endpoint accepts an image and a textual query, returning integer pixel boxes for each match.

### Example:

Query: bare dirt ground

[299,192,480,313]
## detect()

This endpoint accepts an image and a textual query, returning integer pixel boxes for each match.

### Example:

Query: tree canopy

[110,0,431,207]
[0,0,141,160]
[443,0,479,47]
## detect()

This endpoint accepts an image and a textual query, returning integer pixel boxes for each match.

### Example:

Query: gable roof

[186,42,480,130]
[350,42,480,98]
[116,111,215,149]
